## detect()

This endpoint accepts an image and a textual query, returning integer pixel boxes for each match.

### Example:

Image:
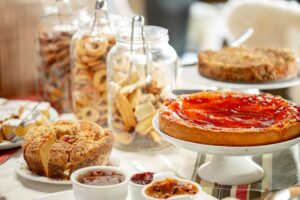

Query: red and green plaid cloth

[175,145,300,200]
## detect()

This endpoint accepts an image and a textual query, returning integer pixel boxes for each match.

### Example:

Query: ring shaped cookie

[93,70,107,92]
[78,106,100,122]
[84,39,108,58]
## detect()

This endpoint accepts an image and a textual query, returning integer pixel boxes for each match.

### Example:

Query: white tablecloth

[0,146,181,200]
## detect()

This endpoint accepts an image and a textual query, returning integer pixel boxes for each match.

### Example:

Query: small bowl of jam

[70,166,129,200]
[142,177,201,200]
[130,172,154,200]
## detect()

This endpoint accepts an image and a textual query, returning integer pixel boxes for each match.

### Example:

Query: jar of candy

[107,16,177,150]
[70,0,115,126]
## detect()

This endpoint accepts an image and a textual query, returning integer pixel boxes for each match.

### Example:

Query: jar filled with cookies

[107,16,177,151]
[70,0,115,126]
[37,0,78,113]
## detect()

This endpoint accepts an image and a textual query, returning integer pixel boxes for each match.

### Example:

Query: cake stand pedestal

[153,115,300,185]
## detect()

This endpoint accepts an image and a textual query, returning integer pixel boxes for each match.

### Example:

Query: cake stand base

[197,155,263,185]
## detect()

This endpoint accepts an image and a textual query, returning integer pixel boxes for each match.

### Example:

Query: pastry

[22,120,113,179]
[159,91,300,146]
[0,127,3,143]
[198,47,298,82]
[0,100,53,143]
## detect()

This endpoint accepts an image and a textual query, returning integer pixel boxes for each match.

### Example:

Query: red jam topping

[166,93,300,129]
[131,172,154,185]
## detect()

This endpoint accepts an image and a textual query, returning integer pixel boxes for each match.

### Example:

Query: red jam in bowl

[77,170,125,186]
[131,172,154,185]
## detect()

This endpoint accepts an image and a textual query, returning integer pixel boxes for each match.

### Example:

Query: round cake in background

[159,91,300,146]
[22,120,113,179]
[198,47,298,82]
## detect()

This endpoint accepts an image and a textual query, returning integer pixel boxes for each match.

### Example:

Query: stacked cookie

[108,56,167,147]
[38,27,75,112]
[71,33,116,126]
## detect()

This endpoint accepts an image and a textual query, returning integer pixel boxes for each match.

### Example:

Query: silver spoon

[131,160,147,173]
[181,27,254,67]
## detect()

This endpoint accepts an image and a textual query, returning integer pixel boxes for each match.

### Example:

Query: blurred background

[1,0,300,98]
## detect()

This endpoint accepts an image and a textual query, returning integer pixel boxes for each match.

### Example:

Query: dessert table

[1,66,300,200]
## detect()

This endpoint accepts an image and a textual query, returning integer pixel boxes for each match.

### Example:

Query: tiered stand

[153,74,300,185]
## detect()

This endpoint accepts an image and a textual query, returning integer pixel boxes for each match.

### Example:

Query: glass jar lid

[117,25,169,44]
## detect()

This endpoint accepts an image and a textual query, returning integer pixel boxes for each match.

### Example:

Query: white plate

[16,154,121,185]
[37,189,217,200]
[0,140,23,150]
[152,114,300,156]
[177,66,300,90]
[0,105,59,151]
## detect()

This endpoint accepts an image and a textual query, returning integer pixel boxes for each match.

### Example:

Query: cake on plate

[22,120,113,179]
[159,91,300,146]
[198,47,298,82]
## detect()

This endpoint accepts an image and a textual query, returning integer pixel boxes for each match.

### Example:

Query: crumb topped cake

[198,47,298,82]
[22,120,113,179]
[159,91,300,146]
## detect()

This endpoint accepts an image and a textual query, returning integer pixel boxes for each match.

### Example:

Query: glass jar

[70,3,115,126]
[107,25,177,151]
[37,0,77,113]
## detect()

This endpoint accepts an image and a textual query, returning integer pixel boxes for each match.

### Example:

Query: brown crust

[159,113,300,146]
[198,47,298,83]
[23,120,114,179]
[159,92,300,146]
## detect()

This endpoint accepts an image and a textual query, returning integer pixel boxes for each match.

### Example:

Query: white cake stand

[153,115,300,185]
[177,66,300,90]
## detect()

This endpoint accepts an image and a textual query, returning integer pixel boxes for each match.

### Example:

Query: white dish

[0,140,23,151]
[177,66,300,90]
[16,154,121,185]
[71,166,129,200]
[37,189,216,200]
[0,103,58,151]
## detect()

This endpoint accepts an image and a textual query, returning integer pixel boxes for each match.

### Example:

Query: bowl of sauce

[131,172,154,185]
[70,166,129,200]
[142,177,201,200]
[77,170,125,186]
[130,172,154,200]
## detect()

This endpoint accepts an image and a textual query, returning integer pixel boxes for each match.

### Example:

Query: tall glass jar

[37,0,77,113]
[107,25,177,151]
[70,2,115,126]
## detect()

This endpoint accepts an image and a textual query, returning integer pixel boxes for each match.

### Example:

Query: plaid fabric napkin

[0,148,19,165]
[175,145,300,200]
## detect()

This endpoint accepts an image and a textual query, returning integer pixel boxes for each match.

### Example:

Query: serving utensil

[129,16,152,85]
[181,27,254,67]
[8,102,42,143]
[131,160,147,173]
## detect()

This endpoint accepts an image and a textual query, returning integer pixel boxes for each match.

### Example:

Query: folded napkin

[175,145,300,200]
[0,148,19,165]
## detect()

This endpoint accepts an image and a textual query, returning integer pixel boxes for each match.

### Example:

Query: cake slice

[23,129,56,176]
[47,139,72,178]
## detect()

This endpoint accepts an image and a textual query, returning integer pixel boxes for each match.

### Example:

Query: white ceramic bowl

[70,166,129,200]
[142,177,202,200]
[129,178,146,200]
